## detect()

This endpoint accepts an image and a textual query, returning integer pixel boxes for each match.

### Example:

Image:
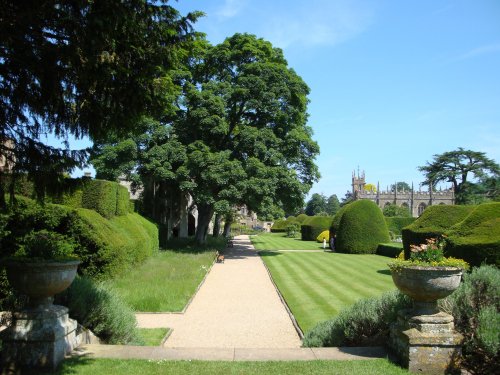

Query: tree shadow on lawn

[163,236,226,254]
[24,355,95,375]
[258,250,284,257]
[377,269,392,275]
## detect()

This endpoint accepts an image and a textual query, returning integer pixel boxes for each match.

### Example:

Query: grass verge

[260,251,396,333]
[137,328,170,346]
[251,232,326,250]
[44,358,408,375]
[108,238,225,312]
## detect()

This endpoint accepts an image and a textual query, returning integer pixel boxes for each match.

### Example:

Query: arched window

[418,203,427,216]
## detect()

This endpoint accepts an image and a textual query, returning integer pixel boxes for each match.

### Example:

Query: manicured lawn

[137,328,170,346]
[108,249,216,312]
[260,251,396,333]
[251,232,326,250]
[47,358,408,375]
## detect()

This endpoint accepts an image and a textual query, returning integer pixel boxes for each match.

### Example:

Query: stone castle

[352,170,454,217]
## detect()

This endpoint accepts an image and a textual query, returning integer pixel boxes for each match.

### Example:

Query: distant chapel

[352,170,454,217]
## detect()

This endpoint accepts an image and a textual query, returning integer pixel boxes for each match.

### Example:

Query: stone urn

[4,259,80,308]
[391,265,463,315]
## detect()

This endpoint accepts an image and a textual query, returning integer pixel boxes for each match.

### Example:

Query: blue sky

[174,0,500,199]
[68,0,500,200]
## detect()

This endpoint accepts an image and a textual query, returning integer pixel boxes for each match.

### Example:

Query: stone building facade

[352,170,454,217]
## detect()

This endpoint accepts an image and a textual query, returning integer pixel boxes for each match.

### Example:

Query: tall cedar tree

[0,0,199,205]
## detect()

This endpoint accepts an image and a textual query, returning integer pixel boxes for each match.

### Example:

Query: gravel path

[136,235,302,348]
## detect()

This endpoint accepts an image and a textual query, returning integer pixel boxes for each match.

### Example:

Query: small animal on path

[216,251,225,263]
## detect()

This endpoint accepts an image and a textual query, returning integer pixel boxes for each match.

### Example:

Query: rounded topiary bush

[329,204,350,238]
[402,205,475,259]
[270,219,287,233]
[336,200,390,254]
[301,216,333,241]
[444,203,500,267]
[316,230,329,243]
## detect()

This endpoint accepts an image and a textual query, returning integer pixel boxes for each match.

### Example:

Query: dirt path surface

[136,235,302,348]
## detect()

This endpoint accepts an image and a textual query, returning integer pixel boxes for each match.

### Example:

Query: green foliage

[56,277,142,345]
[329,204,350,237]
[13,230,77,261]
[305,193,327,216]
[444,203,500,267]
[0,1,199,201]
[115,185,131,216]
[376,243,403,258]
[402,204,475,259]
[286,223,301,238]
[270,219,288,233]
[419,148,500,204]
[303,291,411,347]
[336,200,390,254]
[295,214,310,223]
[325,194,341,216]
[68,209,158,279]
[383,203,411,217]
[82,179,118,219]
[300,216,333,241]
[442,265,500,373]
[384,217,416,236]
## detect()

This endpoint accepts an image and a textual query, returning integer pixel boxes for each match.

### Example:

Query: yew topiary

[336,200,390,254]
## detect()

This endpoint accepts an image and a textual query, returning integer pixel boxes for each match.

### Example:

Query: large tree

[325,194,340,216]
[175,33,320,243]
[390,182,411,192]
[0,0,199,204]
[305,193,327,216]
[418,148,499,204]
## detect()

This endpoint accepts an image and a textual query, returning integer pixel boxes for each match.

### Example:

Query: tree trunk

[212,213,222,237]
[222,219,232,237]
[195,204,214,244]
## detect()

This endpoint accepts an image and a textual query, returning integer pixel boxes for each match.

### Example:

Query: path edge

[257,250,304,340]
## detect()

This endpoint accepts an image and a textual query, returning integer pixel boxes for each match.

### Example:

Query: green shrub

[271,219,287,233]
[301,216,333,241]
[82,179,118,218]
[376,243,403,258]
[384,217,416,236]
[56,276,142,345]
[402,205,475,259]
[296,214,310,223]
[441,265,500,374]
[336,200,390,254]
[329,204,350,238]
[444,203,500,267]
[115,185,130,216]
[14,230,77,261]
[67,209,158,278]
[303,290,411,347]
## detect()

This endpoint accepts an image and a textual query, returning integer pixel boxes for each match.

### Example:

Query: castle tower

[352,168,366,197]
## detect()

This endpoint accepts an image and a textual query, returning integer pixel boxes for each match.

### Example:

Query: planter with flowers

[1,230,81,371]
[388,237,469,315]
[388,237,469,374]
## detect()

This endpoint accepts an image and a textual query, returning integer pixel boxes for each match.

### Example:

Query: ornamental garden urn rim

[3,259,80,308]
[391,265,463,315]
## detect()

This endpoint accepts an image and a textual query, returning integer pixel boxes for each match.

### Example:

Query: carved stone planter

[1,260,80,371]
[391,266,463,315]
[390,266,464,374]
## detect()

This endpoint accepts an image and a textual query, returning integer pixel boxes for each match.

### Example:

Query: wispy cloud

[215,0,247,19]
[261,0,375,49]
[454,43,500,62]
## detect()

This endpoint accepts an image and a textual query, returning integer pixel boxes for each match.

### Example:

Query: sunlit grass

[260,251,396,333]
[251,232,325,250]
[137,328,170,346]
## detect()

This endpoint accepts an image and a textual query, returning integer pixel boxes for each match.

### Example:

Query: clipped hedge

[0,197,158,280]
[316,230,330,242]
[384,217,416,236]
[376,243,403,258]
[402,205,475,259]
[301,216,333,241]
[116,185,131,216]
[444,203,500,267]
[296,214,310,223]
[270,219,287,233]
[336,200,390,254]
[82,179,119,219]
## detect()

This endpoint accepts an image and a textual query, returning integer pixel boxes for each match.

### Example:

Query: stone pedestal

[390,309,463,374]
[1,305,77,371]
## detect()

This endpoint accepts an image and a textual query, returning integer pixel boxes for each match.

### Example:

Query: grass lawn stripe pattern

[251,232,325,250]
[259,249,396,333]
